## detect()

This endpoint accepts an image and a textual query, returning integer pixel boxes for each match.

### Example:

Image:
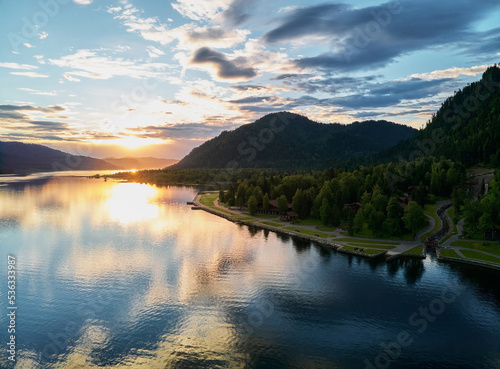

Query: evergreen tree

[320,198,331,225]
[277,195,288,214]
[292,189,308,218]
[248,196,258,216]
[263,193,270,212]
[402,201,427,237]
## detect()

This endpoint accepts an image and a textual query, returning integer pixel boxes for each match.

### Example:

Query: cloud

[224,76,457,121]
[0,63,38,70]
[63,73,81,82]
[147,46,165,58]
[10,72,49,78]
[171,0,232,21]
[276,74,379,94]
[0,105,70,139]
[177,25,249,50]
[108,3,176,45]
[38,31,49,40]
[190,47,257,81]
[263,0,500,72]
[220,0,258,26]
[229,85,266,91]
[27,121,69,131]
[49,49,171,80]
[0,104,65,113]
[127,122,236,140]
[408,65,489,80]
[18,88,58,96]
[73,0,92,4]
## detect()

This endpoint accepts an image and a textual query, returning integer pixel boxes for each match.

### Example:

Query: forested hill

[173,113,416,170]
[0,141,119,174]
[380,64,500,166]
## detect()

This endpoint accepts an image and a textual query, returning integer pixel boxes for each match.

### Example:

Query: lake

[0,175,499,368]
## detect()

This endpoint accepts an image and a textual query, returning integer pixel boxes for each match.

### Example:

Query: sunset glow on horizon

[1,0,499,158]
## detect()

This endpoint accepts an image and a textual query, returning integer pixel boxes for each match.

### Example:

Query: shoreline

[192,192,500,271]
[192,193,426,262]
[436,248,500,272]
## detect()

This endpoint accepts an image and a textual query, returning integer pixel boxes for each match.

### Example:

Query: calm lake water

[0,175,499,368]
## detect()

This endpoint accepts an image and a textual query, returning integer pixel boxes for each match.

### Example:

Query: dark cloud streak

[190,47,257,80]
[263,0,499,72]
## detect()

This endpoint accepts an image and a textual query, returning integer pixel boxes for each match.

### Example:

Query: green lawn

[460,249,500,264]
[198,193,233,214]
[199,193,217,205]
[284,227,333,238]
[294,217,323,226]
[440,249,463,258]
[317,226,336,231]
[403,245,424,255]
[343,227,414,241]
[451,240,500,257]
[420,204,440,243]
[263,221,285,227]
[335,238,399,245]
[347,243,396,250]
[242,212,279,219]
[342,246,383,255]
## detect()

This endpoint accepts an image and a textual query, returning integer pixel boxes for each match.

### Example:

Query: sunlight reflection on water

[0,177,499,369]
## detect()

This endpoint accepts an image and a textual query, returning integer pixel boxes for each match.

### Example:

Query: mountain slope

[0,142,119,174]
[380,64,500,166]
[173,113,417,169]
[104,157,178,170]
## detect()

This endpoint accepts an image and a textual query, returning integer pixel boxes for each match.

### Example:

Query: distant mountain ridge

[0,142,178,174]
[104,157,178,170]
[0,141,120,174]
[173,113,417,169]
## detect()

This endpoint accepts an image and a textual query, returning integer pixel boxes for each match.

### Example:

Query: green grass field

[263,221,285,227]
[295,217,323,226]
[459,249,500,264]
[440,249,463,258]
[198,193,233,214]
[403,245,424,255]
[199,193,217,205]
[335,238,399,245]
[347,243,396,250]
[451,240,500,257]
[317,226,336,231]
[342,228,414,241]
[242,212,279,219]
[284,227,333,238]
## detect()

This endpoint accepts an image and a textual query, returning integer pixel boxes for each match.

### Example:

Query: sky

[0,0,499,159]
